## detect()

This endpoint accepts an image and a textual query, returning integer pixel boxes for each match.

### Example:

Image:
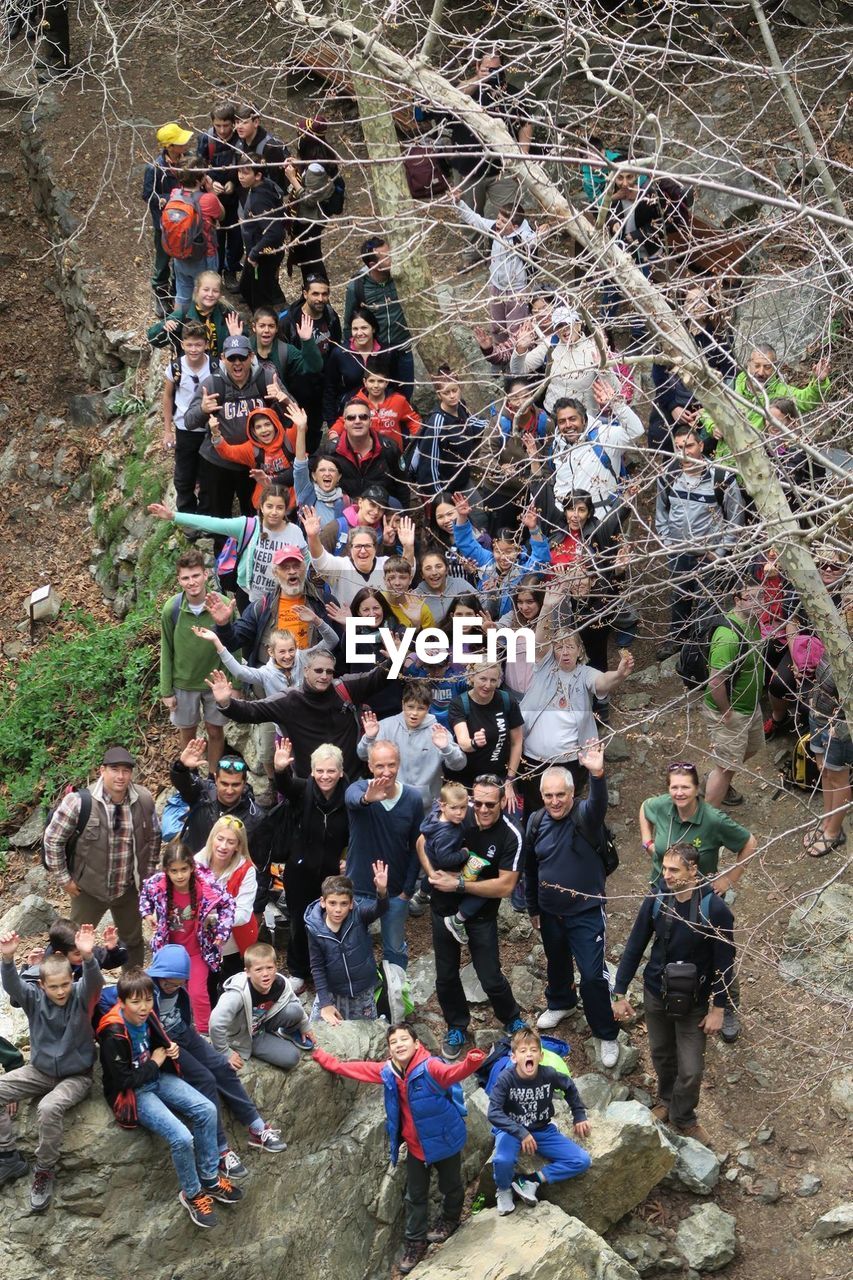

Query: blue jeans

[357,893,410,969]
[174,1023,260,1150]
[492,1123,591,1189]
[539,904,618,1042]
[135,1071,220,1197]
[173,255,206,308]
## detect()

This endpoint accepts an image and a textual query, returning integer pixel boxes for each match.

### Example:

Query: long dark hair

[350,586,393,626]
[162,839,198,923]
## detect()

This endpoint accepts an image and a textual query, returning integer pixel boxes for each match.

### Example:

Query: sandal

[806,832,847,858]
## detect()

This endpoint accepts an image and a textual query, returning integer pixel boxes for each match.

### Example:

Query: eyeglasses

[473,799,500,810]
[218,758,248,772]
[312,667,335,675]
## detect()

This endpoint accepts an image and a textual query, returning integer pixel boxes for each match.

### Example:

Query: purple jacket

[138,865,235,971]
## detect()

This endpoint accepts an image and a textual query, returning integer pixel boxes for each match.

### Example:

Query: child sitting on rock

[419,781,491,946]
[304,866,389,1025]
[208,941,311,1070]
[0,924,104,1212]
[487,1026,591,1215]
[312,1022,485,1274]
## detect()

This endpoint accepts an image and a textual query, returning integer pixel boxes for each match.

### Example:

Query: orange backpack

[160,190,206,261]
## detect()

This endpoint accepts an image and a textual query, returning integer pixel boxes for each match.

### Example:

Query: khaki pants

[0,1064,92,1169]
[70,885,144,965]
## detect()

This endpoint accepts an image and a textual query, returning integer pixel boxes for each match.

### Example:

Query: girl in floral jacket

[139,839,235,1032]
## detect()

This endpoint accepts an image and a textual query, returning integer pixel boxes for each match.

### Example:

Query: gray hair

[368,738,401,766]
[310,743,344,771]
[540,767,575,793]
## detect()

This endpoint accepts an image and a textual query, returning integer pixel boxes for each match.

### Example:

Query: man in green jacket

[160,549,225,769]
[701,345,830,459]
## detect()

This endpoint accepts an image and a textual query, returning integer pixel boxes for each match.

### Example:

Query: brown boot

[650,1103,670,1123]
[399,1240,428,1275]
[677,1121,713,1148]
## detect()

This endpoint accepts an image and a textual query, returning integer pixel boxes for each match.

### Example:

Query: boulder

[0,986,29,1049]
[781,883,853,999]
[572,1072,620,1112]
[663,1130,721,1195]
[0,894,56,937]
[609,1218,683,1275]
[583,1029,639,1078]
[675,1203,737,1272]
[408,951,437,1006]
[829,1070,853,1120]
[415,1201,641,1279]
[67,392,108,428]
[508,963,541,1012]
[8,808,46,849]
[810,1203,853,1240]
[734,264,832,364]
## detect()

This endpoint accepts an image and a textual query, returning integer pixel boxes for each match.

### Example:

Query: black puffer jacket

[273,768,349,876]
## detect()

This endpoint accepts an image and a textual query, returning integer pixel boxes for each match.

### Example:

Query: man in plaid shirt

[43,747,159,965]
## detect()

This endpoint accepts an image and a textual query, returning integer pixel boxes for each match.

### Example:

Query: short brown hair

[243,942,276,968]
[181,321,207,342]
[510,1026,540,1052]
[440,780,468,804]
[176,548,205,572]
[117,968,155,1001]
[386,1022,418,1042]
[402,679,432,709]
[321,875,354,899]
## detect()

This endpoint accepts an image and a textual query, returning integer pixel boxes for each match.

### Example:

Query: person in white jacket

[302,505,416,607]
[356,681,467,804]
[451,190,536,339]
[509,306,619,417]
[550,377,644,515]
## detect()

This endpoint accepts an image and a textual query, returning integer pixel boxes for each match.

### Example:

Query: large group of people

[0,45,850,1278]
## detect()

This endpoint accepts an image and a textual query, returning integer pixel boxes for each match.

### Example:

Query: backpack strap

[586,425,628,481]
[74,789,92,846]
[526,806,546,844]
[461,691,470,717]
[711,466,735,511]
[499,689,511,715]
[237,516,258,561]
[353,274,367,310]
[169,592,184,629]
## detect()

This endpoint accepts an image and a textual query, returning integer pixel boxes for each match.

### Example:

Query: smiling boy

[487,1026,591,1215]
[0,924,103,1210]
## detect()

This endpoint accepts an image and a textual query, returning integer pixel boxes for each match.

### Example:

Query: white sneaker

[496,1188,515,1215]
[511,1176,539,1205]
[600,1039,620,1069]
[444,914,468,946]
[536,1008,573,1030]
[289,976,306,995]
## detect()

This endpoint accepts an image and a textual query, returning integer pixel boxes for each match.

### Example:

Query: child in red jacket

[329,366,421,451]
[211,404,297,507]
[312,1022,485,1274]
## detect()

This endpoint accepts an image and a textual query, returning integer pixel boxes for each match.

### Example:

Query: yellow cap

[157,122,193,148]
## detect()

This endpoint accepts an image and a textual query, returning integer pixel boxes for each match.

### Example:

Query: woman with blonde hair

[196,815,258,1002]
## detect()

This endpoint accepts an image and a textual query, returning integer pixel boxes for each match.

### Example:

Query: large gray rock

[0,986,29,1049]
[0,893,56,937]
[408,951,437,1006]
[663,1130,721,1195]
[829,1070,853,1120]
[7,808,45,850]
[415,1201,641,1279]
[609,1218,683,1275]
[810,1203,853,1239]
[675,1203,737,1271]
[460,961,489,1004]
[734,264,833,364]
[583,1029,639,1078]
[781,883,853,999]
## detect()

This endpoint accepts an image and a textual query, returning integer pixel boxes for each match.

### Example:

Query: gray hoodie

[1,956,103,1077]
[207,970,307,1058]
[356,711,466,803]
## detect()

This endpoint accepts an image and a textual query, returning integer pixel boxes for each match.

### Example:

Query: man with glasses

[420,775,525,1060]
[185,333,274,521]
[279,274,342,452]
[320,395,407,505]
[44,748,159,966]
[170,740,270,888]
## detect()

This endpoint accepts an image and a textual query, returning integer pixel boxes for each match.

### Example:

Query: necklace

[553,670,572,710]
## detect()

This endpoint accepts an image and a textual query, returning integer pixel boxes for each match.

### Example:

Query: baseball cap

[221,335,253,358]
[157,122,193,148]
[297,115,328,136]
[360,484,389,507]
[552,305,581,328]
[102,746,136,767]
[272,546,305,566]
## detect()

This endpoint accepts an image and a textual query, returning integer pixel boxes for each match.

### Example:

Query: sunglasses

[472,799,500,810]
[219,816,245,830]
[224,353,249,362]
[218,758,248,772]
[312,667,335,675]
[668,762,696,773]
[344,413,370,421]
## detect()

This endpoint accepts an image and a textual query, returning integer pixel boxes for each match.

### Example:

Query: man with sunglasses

[184,333,275,522]
[422,774,525,1060]
[320,395,408,505]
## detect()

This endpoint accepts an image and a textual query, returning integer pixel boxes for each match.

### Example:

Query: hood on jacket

[388,1041,432,1080]
[146,944,191,982]
[304,896,362,942]
[247,407,286,449]
[96,1003,128,1036]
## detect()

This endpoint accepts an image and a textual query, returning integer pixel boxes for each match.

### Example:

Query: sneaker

[408,888,430,917]
[219,1149,248,1181]
[426,1217,459,1243]
[202,1174,244,1204]
[536,1007,574,1031]
[398,1239,428,1274]
[496,1187,515,1215]
[276,1027,314,1051]
[0,1150,28,1186]
[763,712,791,741]
[441,1027,468,1060]
[288,975,306,995]
[600,1039,620,1069]
[179,1189,219,1229]
[30,1167,54,1211]
[444,914,468,946]
[721,1007,741,1044]
[511,1176,540,1206]
[721,785,744,807]
[504,1016,528,1036]
[247,1126,288,1153]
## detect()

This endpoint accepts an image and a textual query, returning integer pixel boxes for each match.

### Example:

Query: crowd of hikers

[0,50,850,1276]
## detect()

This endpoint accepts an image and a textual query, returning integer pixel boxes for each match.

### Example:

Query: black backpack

[42,787,92,872]
[320,175,346,216]
[526,802,619,877]
[676,612,748,693]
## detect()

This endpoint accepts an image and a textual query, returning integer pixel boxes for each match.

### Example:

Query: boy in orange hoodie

[329,365,421,451]
[312,1022,485,1273]
[210,404,296,507]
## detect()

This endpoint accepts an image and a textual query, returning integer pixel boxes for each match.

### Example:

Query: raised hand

[74,924,97,960]
[514,317,535,354]
[431,722,450,750]
[200,387,222,416]
[473,324,493,351]
[204,591,236,626]
[300,505,322,540]
[577,738,605,777]
[0,931,20,962]
[273,738,295,772]
[521,503,540,531]
[208,414,223,442]
[616,650,635,679]
[325,601,352,625]
[296,313,315,343]
[372,860,389,896]
[397,515,416,551]
[26,945,46,967]
[592,376,616,409]
[293,604,318,624]
[363,776,390,804]
[205,669,236,706]
[148,502,175,521]
[102,924,119,949]
[249,468,272,487]
[361,709,380,740]
[191,625,222,649]
[451,491,471,523]
[225,312,244,336]
[812,356,830,381]
[277,393,308,431]
[266,376,287,403]
[180,736,207,771]
[382,514,399,545]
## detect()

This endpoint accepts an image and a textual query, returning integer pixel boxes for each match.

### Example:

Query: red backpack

[161,189,206,261]
[404,145,448,201]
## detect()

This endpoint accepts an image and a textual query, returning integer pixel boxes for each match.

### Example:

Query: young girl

[139,840,235,1033]
[194,817,258,1002]
[147,270,240,358]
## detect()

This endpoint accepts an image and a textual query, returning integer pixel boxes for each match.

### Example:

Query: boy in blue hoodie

[305,866,389,1025]
[145,945,286,1178]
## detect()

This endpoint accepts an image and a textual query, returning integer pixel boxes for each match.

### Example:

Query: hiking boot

[536,1007,574,1030]
[219,1149,248,1181]
[600,1039,620,1069]
[764,711,792,740]
[721,785,744,806]
[444,913,468,946]
[504,1016,528,1036]
[721,1007,741,1044]
[408,888,430,917]
[650,1103,670,1123]
[677,1121,713,1148]
[496,1187,515,1215]
[0,1150,28,1186]
[426,1217,459,1243]
[30,1167,54,1212]
[655,641,679,661]
[441,1027,468,1061]
[398,1239,428,1274]
[179,1189,219,1228]
[222,271,240,293]
[202,1174,244,1204]
[511,1176,540,1205]
[247,1126,287,1153]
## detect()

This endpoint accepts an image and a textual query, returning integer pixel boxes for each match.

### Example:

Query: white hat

[552,305,581,328]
